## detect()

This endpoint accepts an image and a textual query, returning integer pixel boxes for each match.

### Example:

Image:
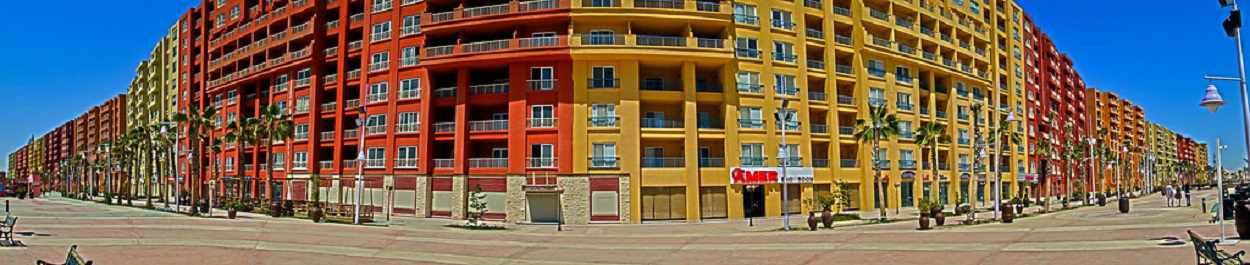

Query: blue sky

[0,1,1245,170]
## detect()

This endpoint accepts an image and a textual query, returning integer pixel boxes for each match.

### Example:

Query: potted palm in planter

[308,177,323,223]
[226,200,244,219]
[931,203,946,226]
[917,198,934,230]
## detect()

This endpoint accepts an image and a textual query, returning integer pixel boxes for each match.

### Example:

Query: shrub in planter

[916,198,934,230]
[226,200,246,219]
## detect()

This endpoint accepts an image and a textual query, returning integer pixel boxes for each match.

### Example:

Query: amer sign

[730,167,815,185]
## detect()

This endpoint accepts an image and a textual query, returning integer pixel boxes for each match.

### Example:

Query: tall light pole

[993,112,1015,220]
[354,106,367,225]
[161,121,180,213]
[775,99,796,231]
[1209,0,1250,188]
[1217,138,1234,244]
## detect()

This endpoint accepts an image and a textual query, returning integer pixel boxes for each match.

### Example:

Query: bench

[37,245,93,265]
[0,215,14,244]
[1189,230,1246,265]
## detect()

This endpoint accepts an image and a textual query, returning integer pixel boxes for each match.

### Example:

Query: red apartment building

[177,0,575,219]
[1021,14,1088,198]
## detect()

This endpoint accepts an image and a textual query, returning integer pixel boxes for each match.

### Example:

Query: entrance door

[742,185,766,218]
[901,182,914,207]
[527,194,561,223]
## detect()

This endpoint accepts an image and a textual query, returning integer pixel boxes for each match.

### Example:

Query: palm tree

[988,116,1022,215]
[174,105,218,215]
[915,122,949,204]
[226,118,262,202]
[1034,138,1054,212]
[854,105,900,222]
[1060,123,1080,207]
[258,104,294,206]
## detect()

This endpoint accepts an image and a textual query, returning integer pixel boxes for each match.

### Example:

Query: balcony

[341,160,358,169]
[434,122,456,133]
[835,64,853,75]
[737,83,762,93]
[319,161,334,169]
[470,82,509,95]
[344,99,361,110]
[642,157,684,168]
[740,157,765,167]
[839,159,857,168]
[811,123,828,134]
[589,157,620,168]
[805,28,824,39]
[347,69,362,80]
[527,157,557,168]
[779,157,802,167]
[641,117,683,128]
[900,160,917,169]
[575,34,728,52]
[395,158,418,168]
[839,126,854,135]
[809,91,826,101]
[396,122,419,133]
[737,118,764,129]
[433,159,455,168]
[834,35,852,46]
[836,95,853,105]
[469,120,508,132]
[589,116,619,128]
[468,158,508,168]
[589,78,620,89]
[343,129,359,139]
[529,117,556,128]
[426,0,563,25]
[807,59,825,70]
[698,157,724,167]
[868,7,889,21]
[319,131,334,140]
[528,79,556,91]
[426,35,568,59]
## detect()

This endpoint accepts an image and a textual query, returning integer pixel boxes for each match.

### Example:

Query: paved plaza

[0,189,1239,265]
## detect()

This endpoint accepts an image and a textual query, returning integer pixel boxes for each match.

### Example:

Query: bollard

[1204,198,1209,213]
[5,200,8,213]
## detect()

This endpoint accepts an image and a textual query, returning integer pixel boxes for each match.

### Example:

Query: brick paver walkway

[0,189,1236,264]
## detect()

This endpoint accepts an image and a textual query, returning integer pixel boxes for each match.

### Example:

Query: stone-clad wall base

[558,177,590,225]
[450,176,466,220]
[414,177,430,217]
[505,176,528,223]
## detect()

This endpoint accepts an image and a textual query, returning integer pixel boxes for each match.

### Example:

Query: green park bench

[1189,230,1245,265]
[0,215,15,244]
[37,245,93,265]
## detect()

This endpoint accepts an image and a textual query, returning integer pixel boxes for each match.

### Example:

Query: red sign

[732,168,779,184]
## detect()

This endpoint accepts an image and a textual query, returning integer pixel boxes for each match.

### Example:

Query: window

[216,0,226,7]
[402,15,421,36]
[230,5,239,20]
[295,68,312,87]
[293,152,308,169]
[778,144,799,166]
[741,143,764,166]
[590,66,617,88]
[869,88,886,107]
[396,146,417,168]
[225,157,234,171]
[590,104,617,127]
[273,152,286,170]
[366,147,386,168]
[735,37,759,58]
[774,74,797,96]
[586,29,618,45]
[366,114,387,135]
[898,121,913,139]
[529,67,555,91]
[772,41,795,63]
[294,124,309,140]
[397,112,419,133]
[371,22,391,42]
[738,107,763,129]
[373,0,393,13]
[770,9,793,30]
[867,59,886,77]
[403,0,422,5]
[895,66,912,84]
[370,51,389,72]
[591,143,618,168]
[896,92,912,111]
[777,108,799,130]
[273,74,289,91]
[733,4,758,25]
[529,144,555,168]
[401,46,419,67]
[736,71,761,93]
[530,105,555,128]
[399,78,420,99]
[368,82,389,103]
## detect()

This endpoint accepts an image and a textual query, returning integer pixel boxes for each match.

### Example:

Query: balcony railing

[396,122,419,133]
[589,116,619,127]
[589,157,620,168]
[468,158,508,168]
[433,159,455,168]
[395,158,417,168]
[470,82,509,95]
[811,123,828,134]
[636,35,686,47]
[698,157,724,167]
[529,117,556,128]
[809,91,826,101]
[839,126,855,135]
[469,120,508,132]
[813,158,830,167]
[589,78,620,89]
[642,157,684,168]
[434,87,457,98]
[343,129,359,139]
[527,157,557,168]
[740,157,765,167]
[641,117,682,128]
[319,161,334,169]
[528,79,556,91]
[837,95,854,106]
[434,122,456,133]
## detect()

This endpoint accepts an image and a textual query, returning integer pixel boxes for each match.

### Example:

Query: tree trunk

[874,141,885,221]
[266,134,275,204]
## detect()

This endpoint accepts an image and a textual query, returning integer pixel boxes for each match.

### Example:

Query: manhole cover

[1158,239,1186,246]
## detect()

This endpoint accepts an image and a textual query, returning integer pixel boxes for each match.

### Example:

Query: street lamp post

[775,99,796,230]
[1208,0,1250,201]
[1217,138,1234,244]
[354,106,367,225]
[993,113,1016,221]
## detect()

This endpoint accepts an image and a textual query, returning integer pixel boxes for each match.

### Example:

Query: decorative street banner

[730,167,815,185]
